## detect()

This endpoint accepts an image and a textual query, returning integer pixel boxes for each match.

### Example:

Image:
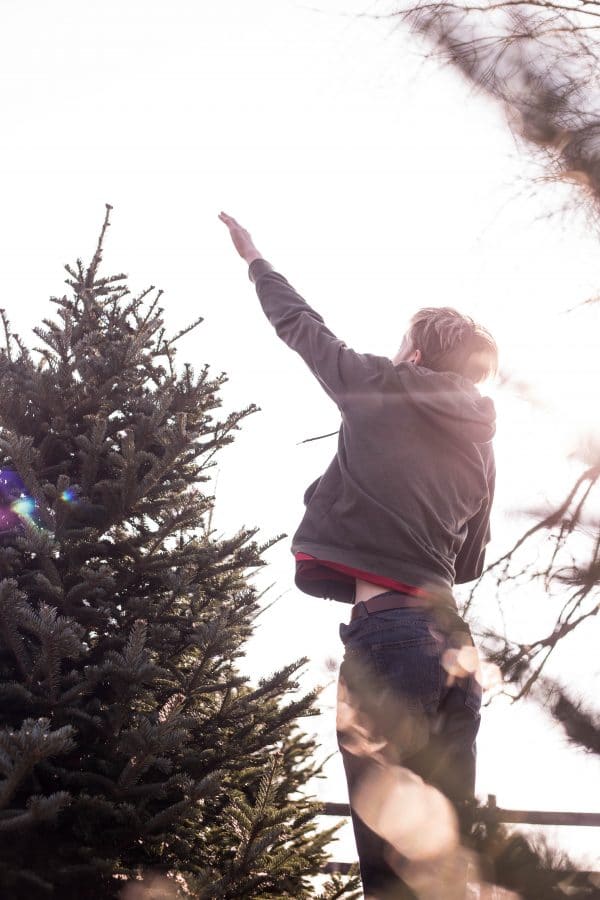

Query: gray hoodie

[249,258,496,606]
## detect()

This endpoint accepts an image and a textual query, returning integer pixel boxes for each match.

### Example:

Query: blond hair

[406,307,498,384]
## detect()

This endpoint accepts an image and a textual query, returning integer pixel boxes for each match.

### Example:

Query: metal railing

[320,793,600,874]
[321,793,600,827]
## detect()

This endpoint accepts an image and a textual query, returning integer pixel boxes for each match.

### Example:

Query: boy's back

[293,359,495,604]
[245,256,495,607]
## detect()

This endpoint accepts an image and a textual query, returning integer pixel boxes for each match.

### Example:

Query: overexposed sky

[1,0,598,869]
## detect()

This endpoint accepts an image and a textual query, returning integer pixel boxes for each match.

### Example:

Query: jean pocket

[339,613,399,645]
[370,637,441,710]
[339,619,366,645]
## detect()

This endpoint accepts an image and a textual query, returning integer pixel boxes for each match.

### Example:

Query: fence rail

[320,793,600,874]
[322,794,600,880]
[322,859,598,878]
[321,794,600,827]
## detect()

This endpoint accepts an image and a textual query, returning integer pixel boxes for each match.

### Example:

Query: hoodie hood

[394,362,496,444]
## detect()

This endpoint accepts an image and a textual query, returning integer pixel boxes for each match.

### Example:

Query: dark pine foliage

[0,205,361,899]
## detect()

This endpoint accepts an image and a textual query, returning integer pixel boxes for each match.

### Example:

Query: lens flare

[336,674,389,758]
[0,468,25,496]
[353,761,459,862]
[0,469,38,528]
[119,873,180,899]
[478,661,503,692]
[0,469,82,535]
[442,645,480,680]
[11,497,36,518]
[0,469,26,512]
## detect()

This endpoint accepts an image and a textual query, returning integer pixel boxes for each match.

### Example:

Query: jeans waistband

[351,590,446,619]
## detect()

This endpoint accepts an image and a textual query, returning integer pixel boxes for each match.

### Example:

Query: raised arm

[218,211,385,409]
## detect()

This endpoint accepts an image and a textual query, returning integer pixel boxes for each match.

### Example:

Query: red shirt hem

[294,552,426,597]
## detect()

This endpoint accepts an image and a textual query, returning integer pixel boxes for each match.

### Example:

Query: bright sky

[1,0,599,872]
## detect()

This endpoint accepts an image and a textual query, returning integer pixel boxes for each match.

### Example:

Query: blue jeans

[337,595,481,899]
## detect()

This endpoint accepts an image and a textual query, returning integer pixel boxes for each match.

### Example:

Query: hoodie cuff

[248,258,275,283]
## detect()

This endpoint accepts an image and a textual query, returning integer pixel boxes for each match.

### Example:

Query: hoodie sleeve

[454,445,496,584]
[249,258,383,408]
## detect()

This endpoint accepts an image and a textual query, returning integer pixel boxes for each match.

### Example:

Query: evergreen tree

[0,205,361,899]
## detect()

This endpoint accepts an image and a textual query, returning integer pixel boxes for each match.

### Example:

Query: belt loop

[351,601,369,621]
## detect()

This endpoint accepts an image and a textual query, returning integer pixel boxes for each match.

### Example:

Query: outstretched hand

[218,211,263,264]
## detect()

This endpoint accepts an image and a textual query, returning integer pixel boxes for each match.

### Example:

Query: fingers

[219,211,241,227]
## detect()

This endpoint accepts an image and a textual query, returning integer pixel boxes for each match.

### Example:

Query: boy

[219,211,497,898]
